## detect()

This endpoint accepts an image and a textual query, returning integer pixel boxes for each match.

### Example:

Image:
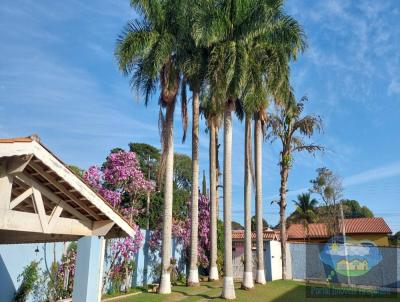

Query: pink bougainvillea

[103,151,155,194]
[83,150,154,291]
[83,151,154,217]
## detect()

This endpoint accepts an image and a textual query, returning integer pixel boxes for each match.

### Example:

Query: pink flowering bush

[103,151,155,194]
[83,150,153,293]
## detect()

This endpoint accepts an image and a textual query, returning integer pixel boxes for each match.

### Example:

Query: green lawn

[109,280,399,302]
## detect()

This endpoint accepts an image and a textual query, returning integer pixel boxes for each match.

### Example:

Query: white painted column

[72,236,105,302]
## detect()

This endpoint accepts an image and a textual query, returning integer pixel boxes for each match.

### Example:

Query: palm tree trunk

[209,120,219,281]
[279,158,289,280]
[242,116,254,289]
[143,191,151,287]
[159,104,175,294]
[221,102,236,300]
[254,116,266,284]
[188,90,200,286]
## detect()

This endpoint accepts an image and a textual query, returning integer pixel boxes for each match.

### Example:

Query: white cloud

[388,79,400,96]
[344,161,400,187]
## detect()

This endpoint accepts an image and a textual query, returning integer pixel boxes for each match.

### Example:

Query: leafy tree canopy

[389,231,400,246]
[68,165,84,177]
[341,199,374,219]
[125,142,193,229]
[232,221,244,230]
[251,215,268,232]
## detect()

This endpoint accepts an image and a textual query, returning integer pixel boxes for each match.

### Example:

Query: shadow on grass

[118,280,400,302]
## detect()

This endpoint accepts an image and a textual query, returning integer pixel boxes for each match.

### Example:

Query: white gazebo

[0,136,135,302]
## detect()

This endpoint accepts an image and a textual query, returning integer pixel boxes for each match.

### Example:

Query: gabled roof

[0,136,135,244]
[287,217,392,240]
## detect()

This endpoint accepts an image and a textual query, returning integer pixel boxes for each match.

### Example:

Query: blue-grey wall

[0,230,186,301]
[0,242,65,302]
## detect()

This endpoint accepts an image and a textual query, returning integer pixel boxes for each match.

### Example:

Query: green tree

[341,199,374,218]
[173,153,192,191]
[14,261,40,302]
[68,165,84,178]
[291,193,318,240]
[231,221,244,230]
[202,170,207,196]
[292,193,318,224]
[128,144,192,229]
[129,143,160,181]
[251,215,268,232]
[310,167,344,236]
[268,96,323,279]
[389,231,400,246]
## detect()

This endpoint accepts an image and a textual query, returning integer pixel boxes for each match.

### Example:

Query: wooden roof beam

[15,173,91,223]
[28,162,101,220]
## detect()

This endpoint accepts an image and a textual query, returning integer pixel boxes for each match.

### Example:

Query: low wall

[0,229,186,301]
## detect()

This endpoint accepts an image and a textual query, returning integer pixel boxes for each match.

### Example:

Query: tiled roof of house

[287,217,392,240]
[232,229,279,241]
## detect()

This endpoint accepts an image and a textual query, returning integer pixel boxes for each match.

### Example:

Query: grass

[336,269,369,277]
[103,287,140,299]
[108,280,399,302]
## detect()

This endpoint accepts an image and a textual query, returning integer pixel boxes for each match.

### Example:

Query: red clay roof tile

[287,217,392,240]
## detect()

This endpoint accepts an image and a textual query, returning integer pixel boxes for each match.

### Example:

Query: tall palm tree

[115,0,183,294]
[201,95,223,281]
[193,1,306,296]
[252,27,306,286]
[242,113,255,289]
[180,36,210,289]
[267,96,323,280]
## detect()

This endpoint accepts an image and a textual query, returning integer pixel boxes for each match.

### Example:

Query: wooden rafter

[15,173,91,223]
[10,188,33,209]
[29,161,101,220]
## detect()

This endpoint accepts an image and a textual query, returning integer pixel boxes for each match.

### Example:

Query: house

[231,228,280,264]
[286,217,392,246]
[231,228,281,280]
[336,259,369,271]
[232,228,280,250]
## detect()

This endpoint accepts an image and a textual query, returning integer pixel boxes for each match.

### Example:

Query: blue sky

[0,0,399,232]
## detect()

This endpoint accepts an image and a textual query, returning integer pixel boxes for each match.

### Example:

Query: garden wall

[0,229,186,301]
[0,242,66,302]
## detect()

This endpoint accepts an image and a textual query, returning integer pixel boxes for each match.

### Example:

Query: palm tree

[292,193,318,240]
[181,37,208,286]
[172,3,212,285]
[201,95,223,281]
[292,193,318,224]
[267,96,323,280]
[115,0,183,294]
[193,1,306,295]
[242,113,255,289]
[252,27,306,286]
